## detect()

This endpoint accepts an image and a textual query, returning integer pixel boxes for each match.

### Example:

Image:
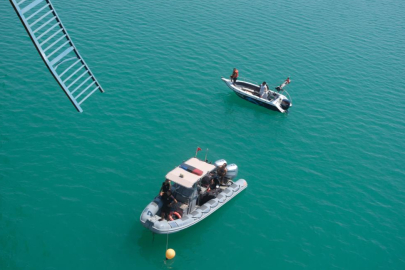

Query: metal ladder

[9,0,105,113]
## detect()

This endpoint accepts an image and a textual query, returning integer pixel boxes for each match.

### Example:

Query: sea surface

[1,0,405,269]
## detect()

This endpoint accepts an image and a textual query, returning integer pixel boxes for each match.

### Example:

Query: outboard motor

[280,99,291,110]
[214,159,227,168]
[225,164,238,180]
[214,159,238,180]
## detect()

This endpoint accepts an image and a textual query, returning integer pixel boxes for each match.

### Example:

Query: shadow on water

[125,192,245,268]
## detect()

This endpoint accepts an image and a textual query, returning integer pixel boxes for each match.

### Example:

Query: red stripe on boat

[192,168,203,176]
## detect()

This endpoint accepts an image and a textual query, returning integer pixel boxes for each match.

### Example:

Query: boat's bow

[221,77,233,89]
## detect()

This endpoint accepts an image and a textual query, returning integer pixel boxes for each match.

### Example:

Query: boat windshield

[172,182,194,198]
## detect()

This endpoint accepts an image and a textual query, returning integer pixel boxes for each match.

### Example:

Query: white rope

[284,89,293,104]
[164,233,169,263]
[166,233,169,251]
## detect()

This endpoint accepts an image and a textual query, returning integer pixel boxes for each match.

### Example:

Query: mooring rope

[166,233,169,252]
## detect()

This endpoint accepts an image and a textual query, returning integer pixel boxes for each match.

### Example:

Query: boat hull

[140,179,248,234]
[234,91,282,112]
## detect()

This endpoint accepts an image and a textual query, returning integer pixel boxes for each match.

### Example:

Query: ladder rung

[63,65,84,83]
[37,22,60,40]
[43,34,66,52]
[71,76,91,94]
[75,81,95,99]
[33,16,55,34]
[17,0,27,6]
[79,86,99,105]
[40,28,63,47]
[67,70,88,88]
[50,46,73,66]
[47,40,69,58]
[59,59,80,77]
[26,3,50,21]
[30,10,53,27]
[21,0,44,14]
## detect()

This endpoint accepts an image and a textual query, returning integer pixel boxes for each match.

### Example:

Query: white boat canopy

[165,158,216,188]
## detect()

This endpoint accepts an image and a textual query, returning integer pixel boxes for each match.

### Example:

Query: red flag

[195,147,202,157]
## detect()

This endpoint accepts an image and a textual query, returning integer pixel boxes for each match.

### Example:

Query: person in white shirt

[259,82,268,98]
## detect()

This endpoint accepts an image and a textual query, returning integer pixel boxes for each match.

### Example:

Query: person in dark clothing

[201,172,215,188]
[159,190,177,221]
[207,178,218,192]
[217,163,227,184]
[159,179,171,196]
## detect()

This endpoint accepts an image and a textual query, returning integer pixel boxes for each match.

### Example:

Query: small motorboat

[221,77,292,113]
[140,157,248,234]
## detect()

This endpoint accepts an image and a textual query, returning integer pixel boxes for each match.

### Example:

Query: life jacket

[234,69,239,78]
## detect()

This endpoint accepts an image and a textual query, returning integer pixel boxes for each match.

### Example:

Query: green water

[1,0,405,269]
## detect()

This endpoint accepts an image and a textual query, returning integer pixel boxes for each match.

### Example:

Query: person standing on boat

[260,82,269,98]
[159,179,171,196]
[230,68,239,84]
[159,190,177,221]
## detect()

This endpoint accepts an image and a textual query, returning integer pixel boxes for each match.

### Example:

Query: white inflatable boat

[140,157,248,234]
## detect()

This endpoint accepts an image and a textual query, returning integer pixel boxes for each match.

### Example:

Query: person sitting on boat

[217,163,227,185]
[230,68,239,84]
[207,178,219,192]
[201,172,214,188]
[159,190,178,221]
[159,179,171,196]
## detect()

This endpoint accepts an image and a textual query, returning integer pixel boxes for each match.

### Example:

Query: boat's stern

[271,92,292,113]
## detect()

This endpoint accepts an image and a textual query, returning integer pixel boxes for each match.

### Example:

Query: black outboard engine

[280,99,291,110]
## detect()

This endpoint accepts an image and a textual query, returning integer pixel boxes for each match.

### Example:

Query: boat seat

[171,202,187,215]
[242,88,255,94]
[199,186,207,194]
[180,203,188,210]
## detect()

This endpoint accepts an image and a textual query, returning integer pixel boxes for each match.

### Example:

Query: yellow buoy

[166,248,175,260]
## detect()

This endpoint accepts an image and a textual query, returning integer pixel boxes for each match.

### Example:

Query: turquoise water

[1,0,405,269]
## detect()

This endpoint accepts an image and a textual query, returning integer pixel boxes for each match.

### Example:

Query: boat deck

[153,184,229,221]
[234,83,280,102]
